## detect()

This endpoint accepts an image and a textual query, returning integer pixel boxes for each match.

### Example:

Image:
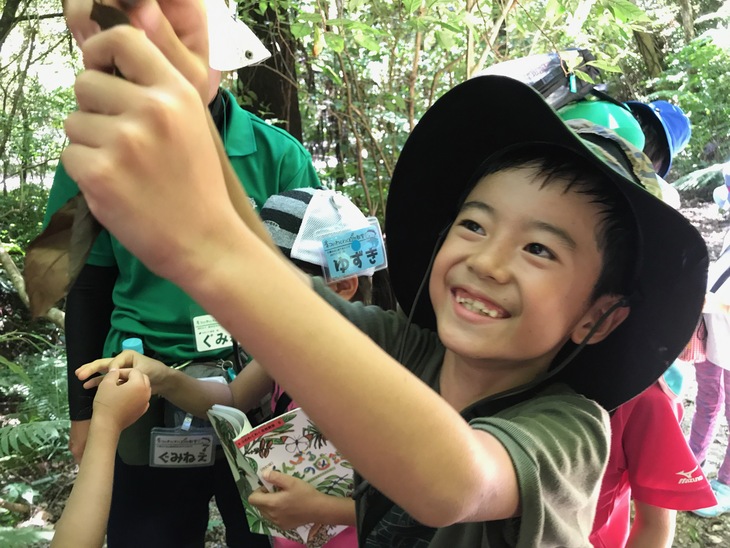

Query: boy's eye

[457,219,484,234]
[524,242,555,260]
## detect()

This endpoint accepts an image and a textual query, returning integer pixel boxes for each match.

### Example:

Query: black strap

[710,265,730,294]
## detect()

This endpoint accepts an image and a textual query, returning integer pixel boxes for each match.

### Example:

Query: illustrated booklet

[207,404,354,547]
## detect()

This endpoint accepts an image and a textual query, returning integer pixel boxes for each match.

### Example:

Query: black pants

[107,454,271,548]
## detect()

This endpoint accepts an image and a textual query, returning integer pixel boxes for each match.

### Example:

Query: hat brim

[385,75,707,410]
[627,101,672,177]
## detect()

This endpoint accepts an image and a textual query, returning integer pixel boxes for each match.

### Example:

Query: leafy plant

[643,36,730,177]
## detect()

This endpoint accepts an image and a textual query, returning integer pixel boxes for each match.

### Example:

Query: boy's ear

[328,277,359,301]
[570,294,630,345]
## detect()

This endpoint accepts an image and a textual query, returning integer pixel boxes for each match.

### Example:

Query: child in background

[51,369,151,548]
[690,229,730,518]
[79,187,377,547]
[60,4,709,543]
[559,98,715,546]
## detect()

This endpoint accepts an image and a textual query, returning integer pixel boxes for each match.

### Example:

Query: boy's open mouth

[454,290,510,319]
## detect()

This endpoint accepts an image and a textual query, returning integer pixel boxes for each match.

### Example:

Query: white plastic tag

[320,217,388,282]
[149,427,215,468]
[192,314,232,352]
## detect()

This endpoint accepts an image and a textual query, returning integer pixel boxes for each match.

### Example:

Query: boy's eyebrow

[527,221,577,251]
[460,201,577,250]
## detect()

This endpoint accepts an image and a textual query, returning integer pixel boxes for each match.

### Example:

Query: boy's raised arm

[61,9,521,527]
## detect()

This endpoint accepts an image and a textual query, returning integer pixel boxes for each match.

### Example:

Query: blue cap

[627,100,691,177]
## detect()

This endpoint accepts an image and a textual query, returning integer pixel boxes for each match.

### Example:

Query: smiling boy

[59,4,708,546]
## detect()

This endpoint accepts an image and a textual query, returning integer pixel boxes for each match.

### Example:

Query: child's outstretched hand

[92,368,151,431]
[77,350,169,394]
[248,470,329,531]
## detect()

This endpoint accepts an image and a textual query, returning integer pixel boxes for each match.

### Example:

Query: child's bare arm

[51,369,150,547]
[626,501,676,548]
[229,360,274,413]
[77,351,234,418]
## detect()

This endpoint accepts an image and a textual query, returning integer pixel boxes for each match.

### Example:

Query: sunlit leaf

[290,22,311,39]
[353,31,381,53]
[324,32,345,53]
[403,0,423,15]
[586,59,623,73]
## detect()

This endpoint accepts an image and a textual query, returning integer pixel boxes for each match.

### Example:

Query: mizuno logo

[677,466,699,479]
[676,466,704,484]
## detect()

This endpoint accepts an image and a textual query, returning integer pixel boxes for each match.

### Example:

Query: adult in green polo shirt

[44,2,320,546]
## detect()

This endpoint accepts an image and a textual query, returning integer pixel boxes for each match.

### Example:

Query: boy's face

[429,167,609,375]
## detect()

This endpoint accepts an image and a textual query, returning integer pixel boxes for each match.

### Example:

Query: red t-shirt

[590,383,716,547]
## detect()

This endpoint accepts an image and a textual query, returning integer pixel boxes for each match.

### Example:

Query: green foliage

[0,347,69,461]
[0,182,49,256]
[644,36,730,175]
[0,346,69,530]
[0,526,54,547]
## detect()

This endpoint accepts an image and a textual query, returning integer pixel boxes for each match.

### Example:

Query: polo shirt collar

[222,89,257,158]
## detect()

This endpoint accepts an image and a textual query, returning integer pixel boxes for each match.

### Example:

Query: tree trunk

[237,4,303,142]
[634,30,664,77]
[679,0,695,43]
[0,0,23,56]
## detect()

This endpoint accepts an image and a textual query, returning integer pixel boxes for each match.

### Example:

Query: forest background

[1,0,730,545]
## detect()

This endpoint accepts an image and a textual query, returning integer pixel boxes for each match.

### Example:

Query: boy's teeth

[456,296,502,318]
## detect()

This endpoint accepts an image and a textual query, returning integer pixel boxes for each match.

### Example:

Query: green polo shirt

[45,90,321,361]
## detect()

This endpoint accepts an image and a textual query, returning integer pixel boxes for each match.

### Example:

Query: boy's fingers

[74,69,143,115]
[100,368,122,386]
[81,25,179,90]
[83,377,104,389]
[124,0,209,98]
[263,469,292,489]
[63,0,102,46]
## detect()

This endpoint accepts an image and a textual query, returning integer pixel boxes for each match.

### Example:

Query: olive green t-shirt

[310,277,610,548]
[44,90,321,361]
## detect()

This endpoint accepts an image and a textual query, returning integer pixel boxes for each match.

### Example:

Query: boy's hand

[62,22,233,281]
[64,0,209,101]
[248,470,327,530]
[77,350,169,394]
[92,368,151,431]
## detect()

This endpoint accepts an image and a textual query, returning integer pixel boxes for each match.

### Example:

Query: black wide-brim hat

[385,75,708,410]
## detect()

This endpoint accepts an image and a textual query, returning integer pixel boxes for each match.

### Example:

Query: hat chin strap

[396,223,452,363]
[548,295,631,376]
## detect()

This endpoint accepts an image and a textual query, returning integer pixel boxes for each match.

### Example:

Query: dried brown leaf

[23,196,101,317]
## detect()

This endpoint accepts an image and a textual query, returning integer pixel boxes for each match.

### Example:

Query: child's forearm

[51,418,121,548]
[310,494,357,527]
[626,501,675,548]
[158,367,234,418]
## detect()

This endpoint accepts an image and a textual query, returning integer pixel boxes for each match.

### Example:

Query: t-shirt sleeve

[309,276,411,353]
[470,391,610,547]
[623,387,716,510]
[280,149,321,192]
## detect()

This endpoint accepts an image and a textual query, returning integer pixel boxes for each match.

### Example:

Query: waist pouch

[116,360,230,466]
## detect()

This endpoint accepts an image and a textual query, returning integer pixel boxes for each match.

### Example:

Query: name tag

[149,427,215,468]
[192,314,232,352]
[321,218,387,281]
